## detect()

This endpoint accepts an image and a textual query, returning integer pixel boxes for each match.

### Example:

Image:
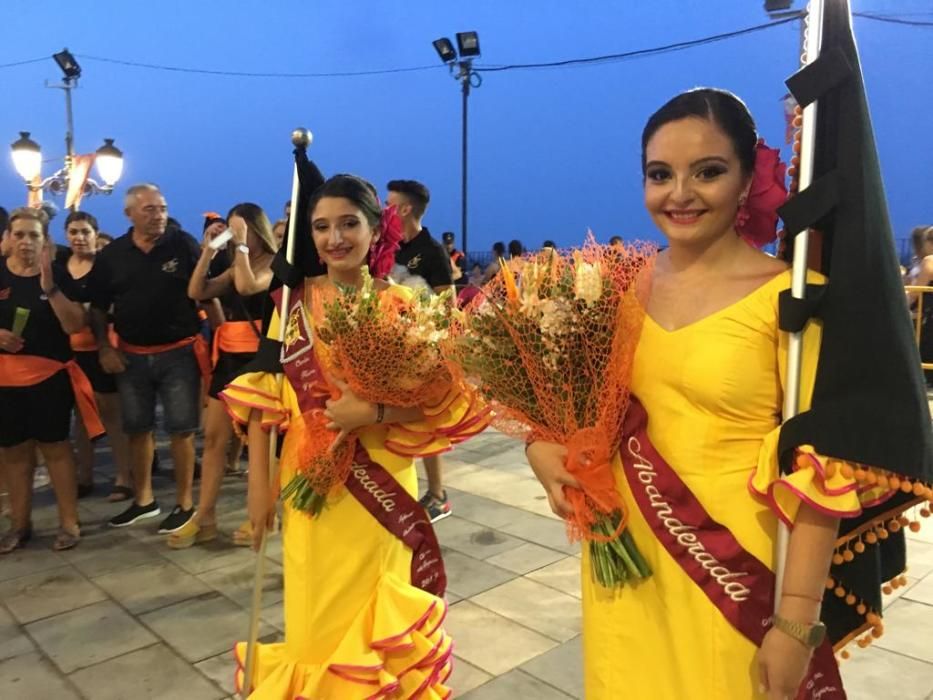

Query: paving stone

[69,643,225,699]
[92,560,213,614]
[0,651,81,699]
[461,669,572,699]
[26,600,157,674]
[445,601,557,676]
[140,593,274,663]
[0,566,105,624]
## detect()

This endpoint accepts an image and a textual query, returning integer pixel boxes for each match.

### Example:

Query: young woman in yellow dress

[221,174,487,699]
[525,88,887,699]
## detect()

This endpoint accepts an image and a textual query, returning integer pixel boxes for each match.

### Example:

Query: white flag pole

[776,0,824,608]
[240,127,313,698]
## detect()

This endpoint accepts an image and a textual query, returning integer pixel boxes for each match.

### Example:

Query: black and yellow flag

[778,0,933,647]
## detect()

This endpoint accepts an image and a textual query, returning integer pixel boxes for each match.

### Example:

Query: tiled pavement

[3,431,933,699]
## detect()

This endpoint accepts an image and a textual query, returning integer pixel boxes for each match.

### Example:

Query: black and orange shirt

[0,257,81,362]
[395,227,453,291]
[86,226,201,346]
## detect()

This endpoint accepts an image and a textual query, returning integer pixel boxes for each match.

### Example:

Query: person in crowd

[441,230,465,283]
[483,241,507,283]
[542,239,557,250]
[457,259,485,309]
[609,235,624,247]
[0,207,97,553]
[168,203,276,548]
[507,239,524,259]
[223,174,484,698]
[272,218,287,246]
[0,207,9,248]
[96,232,114,250]
[86,183,206,533]
[388,179,456,522]
[523,88,861,698]
[906,224,933,383]
[59,211,133,502]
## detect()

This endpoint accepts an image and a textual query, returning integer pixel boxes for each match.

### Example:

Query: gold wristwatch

[772,614,827,648]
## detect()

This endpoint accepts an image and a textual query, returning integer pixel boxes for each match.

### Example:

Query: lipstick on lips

[664,209,706,225]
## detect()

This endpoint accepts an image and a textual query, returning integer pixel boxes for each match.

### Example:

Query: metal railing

[905,285,933,371]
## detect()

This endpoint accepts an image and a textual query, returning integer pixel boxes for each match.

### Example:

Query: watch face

[807,622,827,647]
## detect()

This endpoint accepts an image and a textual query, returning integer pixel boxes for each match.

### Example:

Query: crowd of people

[0,85,929,699]
[0,176,478,553]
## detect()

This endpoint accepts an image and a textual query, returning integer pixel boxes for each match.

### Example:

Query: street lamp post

[433,32,482,257]
[9,49,124,210]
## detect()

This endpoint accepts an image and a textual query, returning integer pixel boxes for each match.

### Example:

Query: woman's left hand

[39,245,55,293]
[756,627,813,699]
[324,378,377,450]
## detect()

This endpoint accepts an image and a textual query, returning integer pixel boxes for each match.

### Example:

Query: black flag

[249,143,326,374]
[777,0,933,648]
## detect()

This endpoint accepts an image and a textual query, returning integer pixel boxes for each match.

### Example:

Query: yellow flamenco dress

[220,286,488,700]
[583,270,896,699]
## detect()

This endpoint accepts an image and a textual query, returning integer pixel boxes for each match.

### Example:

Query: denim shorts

[116,344,201,435]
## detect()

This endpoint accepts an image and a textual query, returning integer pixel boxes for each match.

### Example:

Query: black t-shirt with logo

[394,227,453,291]
[86,226,201,346]
[0,257,82,362]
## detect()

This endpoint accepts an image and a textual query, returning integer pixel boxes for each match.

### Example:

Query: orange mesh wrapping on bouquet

[309,281,454,409]
[449,235,656,543]
[282,279,461,514]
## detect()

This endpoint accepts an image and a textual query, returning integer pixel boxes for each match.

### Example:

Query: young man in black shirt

[387,180,455,522]
[86,184,202,533]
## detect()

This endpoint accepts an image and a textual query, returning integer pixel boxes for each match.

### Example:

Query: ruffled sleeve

[219,308,298,431]
[380,384,491,459]
[749,271,897,525]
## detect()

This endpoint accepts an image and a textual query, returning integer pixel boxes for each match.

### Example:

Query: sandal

[107,485,135,503]
[231,520,253,547]
[0,524,32,555]
[52,527,80,552]
[166,519,217,549]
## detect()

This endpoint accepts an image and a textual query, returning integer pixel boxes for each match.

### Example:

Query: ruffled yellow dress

[583,270,887,699]
[221,288,487,700]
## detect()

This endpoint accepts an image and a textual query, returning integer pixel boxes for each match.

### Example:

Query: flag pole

[776,0,825,608]
[240,127,313,699]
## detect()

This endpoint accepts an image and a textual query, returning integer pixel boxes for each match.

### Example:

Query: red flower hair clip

[736,139,788,248]
[368,205,403,278]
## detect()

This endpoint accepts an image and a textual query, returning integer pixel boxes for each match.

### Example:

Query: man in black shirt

[387,180,455,523]
[86,184,202,533]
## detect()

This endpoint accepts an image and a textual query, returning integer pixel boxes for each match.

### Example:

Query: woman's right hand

[98,346,127,374]
[0,329,24,353]
[525,441,580,519]
[247,483,276,551]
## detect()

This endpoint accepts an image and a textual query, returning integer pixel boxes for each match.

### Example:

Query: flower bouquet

[280,266,456,515]
[449,235,656,588]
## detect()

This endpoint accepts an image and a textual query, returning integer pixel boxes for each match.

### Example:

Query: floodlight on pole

[432,31,483,257]
[433,38,457,64]
[456,31,481,58]
[53,48,82,80]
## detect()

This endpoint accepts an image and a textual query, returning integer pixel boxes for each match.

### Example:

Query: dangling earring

[735,193,751,232]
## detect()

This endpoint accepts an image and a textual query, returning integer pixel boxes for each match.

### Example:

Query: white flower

[539,298,571,335]
[573,260,602,305]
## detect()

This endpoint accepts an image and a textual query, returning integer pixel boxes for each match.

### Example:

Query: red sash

[278,284,447,597]
[619,399,845,700]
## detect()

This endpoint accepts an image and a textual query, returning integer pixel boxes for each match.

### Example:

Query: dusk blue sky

[1,1,929,257]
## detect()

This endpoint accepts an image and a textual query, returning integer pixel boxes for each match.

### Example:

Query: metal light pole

[9,49,124,209]
[433,33,482,257]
